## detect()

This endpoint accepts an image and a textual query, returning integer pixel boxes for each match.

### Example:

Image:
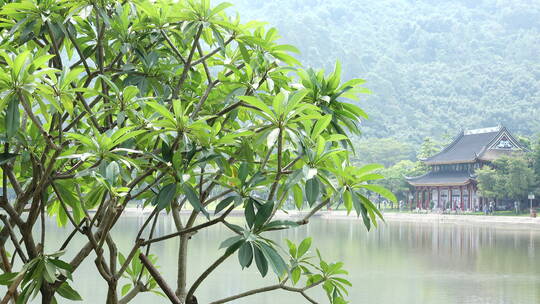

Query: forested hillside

[228,0,540,145]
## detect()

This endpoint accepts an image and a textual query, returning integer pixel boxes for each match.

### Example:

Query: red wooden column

[425,187,428,209]
[416,188,420,209]
[448,186,452,210]
[420,188,424,209]
[468,184,472,210]
[425,188,429,209]
[460,186,463,210]
[429,188,433,209]
[423,188,427,209]
[437,187,441,209]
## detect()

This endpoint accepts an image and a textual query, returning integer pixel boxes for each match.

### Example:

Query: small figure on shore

[514,201,519,215]
[489,201,494,215]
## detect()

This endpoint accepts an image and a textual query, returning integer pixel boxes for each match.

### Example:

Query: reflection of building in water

[385,221,539,274]
[406,126,525,211]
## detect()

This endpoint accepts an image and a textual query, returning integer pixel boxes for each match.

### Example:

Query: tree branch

[118,281,147,304]
[142,204,235,246]
[191,36,235,66]
[208,280,324,304]
[186,242,237,301]
[139,253,181,304]
[0,215,27,263]
[172,25,203,100]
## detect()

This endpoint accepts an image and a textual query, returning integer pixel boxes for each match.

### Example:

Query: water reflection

[6,214,540,304]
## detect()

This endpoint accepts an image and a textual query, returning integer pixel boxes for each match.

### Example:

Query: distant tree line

[228,0,540,144]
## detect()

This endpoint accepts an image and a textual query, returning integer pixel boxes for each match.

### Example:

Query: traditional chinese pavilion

[406,126,525,211]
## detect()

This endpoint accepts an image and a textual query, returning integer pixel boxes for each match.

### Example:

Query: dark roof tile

[406,171,474,186]
[425,130,500,164]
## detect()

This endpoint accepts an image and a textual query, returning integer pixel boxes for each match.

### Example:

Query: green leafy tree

[533,135,540,182]
[0,1,393,303]
[378,160,417,202]
[476,166,500,200]
[476,154,536,202]
[417,137,440,160]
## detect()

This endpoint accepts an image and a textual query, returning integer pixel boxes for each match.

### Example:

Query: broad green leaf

[121,284,131,297]
[360,184,397,203]
[297,237,312,258]
[305,177,319,206]
[352,192,363,218]
[238,96,273,116]
[211,2,233,16]
[105,161,119,184]
[49,259,73,272]
[155,183,177,211]
[214,196,236,215]
[66,133,96,149]
[259,242,287,277]
[5,97,19,138]
[358,200,371,231]
[54,181,84,224]
[182,183,209,218]
[291,267,301,284]
[220,235,242,249]
[245,198,256,228]
[146,101,175,123]
[272,92,285,116]
[311,115,332,138]
[57,282,83,301]
[43,261,57,283]
[0,272,17,285]
[238,242,253,269]
[110,128,146,147]
[285,89,308,113]
[260,220,298,231]
[239,162,249,184]
[253,245,268,277]
[254,201,274,229]
[343,189,352,214]
[0,153,18,165]
[354,164,384,177]
[292,184,303,209]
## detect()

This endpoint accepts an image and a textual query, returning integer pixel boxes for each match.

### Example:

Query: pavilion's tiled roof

[406,171,475,186]
[424,127,501,164]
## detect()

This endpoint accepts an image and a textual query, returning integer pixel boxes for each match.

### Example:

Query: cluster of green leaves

[118,250,163,298]
[288,238,351,304]
[0,0,395,303]
[0,251,80,303]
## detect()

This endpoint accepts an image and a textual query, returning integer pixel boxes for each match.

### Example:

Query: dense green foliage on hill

[229,0,540,144]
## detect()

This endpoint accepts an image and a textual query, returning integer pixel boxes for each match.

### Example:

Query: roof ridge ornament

[463,126,501,135]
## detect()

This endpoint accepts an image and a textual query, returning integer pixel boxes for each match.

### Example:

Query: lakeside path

[121,208,540,230]
[321,211,540,230]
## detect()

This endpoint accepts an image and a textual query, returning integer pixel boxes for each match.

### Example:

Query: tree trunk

[106,280,118,304]
[176,235,189,300]
[41,285,55,304]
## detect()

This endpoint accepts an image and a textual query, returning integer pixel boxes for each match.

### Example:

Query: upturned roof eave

[423,159,478,165]
[407,180,475,187]
[423,130,465,163]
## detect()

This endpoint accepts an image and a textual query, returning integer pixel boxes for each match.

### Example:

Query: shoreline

[119,208,540,229]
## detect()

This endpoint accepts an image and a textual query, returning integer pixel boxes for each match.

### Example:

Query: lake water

[11,214,540,303]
